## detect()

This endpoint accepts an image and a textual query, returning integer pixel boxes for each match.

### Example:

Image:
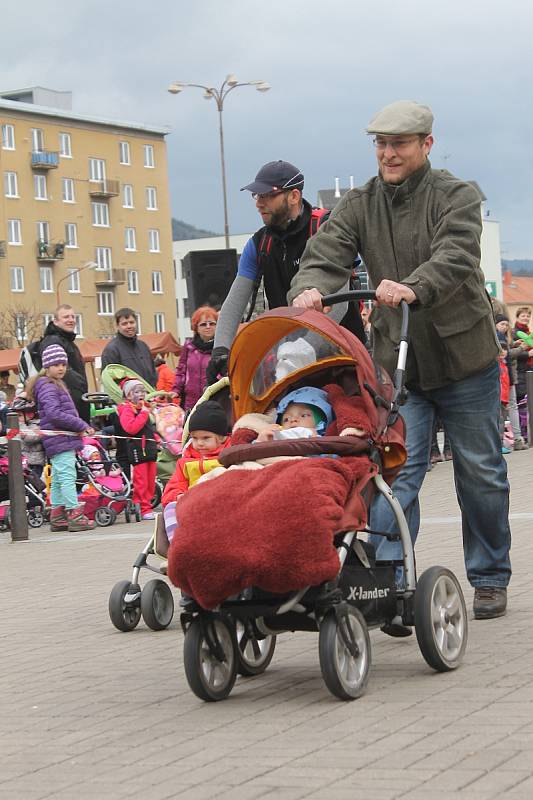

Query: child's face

[47,363,67,380]
[496,320,509,334]
[280,402,317,430]
[127,385,146,404]
[190,430,226,452]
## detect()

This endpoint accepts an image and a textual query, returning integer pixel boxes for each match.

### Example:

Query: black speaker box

[183,249,238,310]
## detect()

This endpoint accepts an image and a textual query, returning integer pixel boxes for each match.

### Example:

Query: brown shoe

[513,439,528,451]
[50,506,68,532]
[473,587,507,619]
[67,506,95,532]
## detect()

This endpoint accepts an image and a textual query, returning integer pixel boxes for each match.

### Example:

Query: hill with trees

[172,218,219,241]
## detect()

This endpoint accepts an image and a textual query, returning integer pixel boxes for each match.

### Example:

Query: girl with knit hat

[161,401,230,543]
[28,344,95,532]
[116,379,158,520]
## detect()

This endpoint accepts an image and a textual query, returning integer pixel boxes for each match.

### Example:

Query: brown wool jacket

[288,160,499,391]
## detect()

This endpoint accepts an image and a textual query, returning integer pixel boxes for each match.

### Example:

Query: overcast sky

[3,0,533,258]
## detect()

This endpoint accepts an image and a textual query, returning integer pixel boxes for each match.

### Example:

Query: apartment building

[0,87,176,346]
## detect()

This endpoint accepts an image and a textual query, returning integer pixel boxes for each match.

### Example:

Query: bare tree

[0,305,45,349]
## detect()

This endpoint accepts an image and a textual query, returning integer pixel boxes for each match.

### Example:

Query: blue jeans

[50,450,79,509]
[369,362,512,588]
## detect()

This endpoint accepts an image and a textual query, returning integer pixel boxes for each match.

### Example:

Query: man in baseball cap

[207,158,364,383]
[289,99,511,625]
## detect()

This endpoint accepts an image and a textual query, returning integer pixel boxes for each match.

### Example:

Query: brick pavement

[1,451,532,800]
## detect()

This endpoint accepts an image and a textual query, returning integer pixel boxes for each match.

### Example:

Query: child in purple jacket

[29,344,95,532]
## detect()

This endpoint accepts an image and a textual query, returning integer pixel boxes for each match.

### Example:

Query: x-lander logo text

[347,586,390,601]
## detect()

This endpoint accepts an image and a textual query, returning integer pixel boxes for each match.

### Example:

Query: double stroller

[109,292,468,702]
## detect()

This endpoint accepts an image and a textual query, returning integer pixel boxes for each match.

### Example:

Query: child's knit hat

[42,344,68,368]
[188,401,228,436]
[122,378,144,398]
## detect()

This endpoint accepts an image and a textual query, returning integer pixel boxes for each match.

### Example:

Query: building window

[59,132,72,158]
[15,313,28,342]
[62,178,75,203]
[92,202,110,227]
[37,221,50,245]
[10,266,25,292]
[89,158,106,182]
[43,313,54,328]
[146,187,158,210]
[97,290,114,316]
[68,269,81,293]
[40,266,54,293]
[65,223,78,248]
[135,313,142,334]
[152,270,163,293]
[31,128,44,152]
[119,141,130,165]
[154,313,165,333]
[8,219,22,245]
[124,227,136,251]
[34,174,48,200]
[148,229,160,252]
[2,123,15,150]
[122,184,134,208]
[4,171,18,197]
[95,246,112,270]
[143,144,155,168]
[75,314,83,337]
[127,269,139,293]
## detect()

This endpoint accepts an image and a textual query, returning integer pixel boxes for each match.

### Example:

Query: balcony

[94,268,126,286]
[36,240,65,262]
[31,150,59,169]
[0,241,6,258]
[89,179,120,198]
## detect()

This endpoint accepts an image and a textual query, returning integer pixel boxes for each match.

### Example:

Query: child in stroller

[0,445,47,531]
[76,439,131,527]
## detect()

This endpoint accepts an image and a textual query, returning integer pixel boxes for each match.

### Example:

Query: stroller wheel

[27,508,45,528]
[108,580,142,632]
[235,619,276,676]
[319,606,371,701]
[183,615,237,701]
[414,566,468,672]
[141,579,174,630]
[94,506,117,527]
[134,504,142,523]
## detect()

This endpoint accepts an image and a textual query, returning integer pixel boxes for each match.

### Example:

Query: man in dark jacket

[207,160,364,382]
[101,308,157,386]
[289,100,511,622]
[40,304,89,422]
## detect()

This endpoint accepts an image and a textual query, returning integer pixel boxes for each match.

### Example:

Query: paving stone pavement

[1,450,532,800]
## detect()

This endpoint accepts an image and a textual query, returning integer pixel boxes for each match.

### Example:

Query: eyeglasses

[372,136,422,151]
[197,321,216,328]
[252,189,292,201]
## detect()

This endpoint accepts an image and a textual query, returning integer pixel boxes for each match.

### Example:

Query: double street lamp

[168,75,270,249]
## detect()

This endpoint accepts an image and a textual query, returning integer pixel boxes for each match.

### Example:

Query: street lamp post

[168,75,270,249]
[56,261,97,306]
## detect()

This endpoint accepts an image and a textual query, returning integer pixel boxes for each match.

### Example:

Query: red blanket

[167,456,373,609]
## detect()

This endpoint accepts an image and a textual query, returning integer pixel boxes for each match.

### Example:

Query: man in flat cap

[289,100,511,623]
[207,160,364,382]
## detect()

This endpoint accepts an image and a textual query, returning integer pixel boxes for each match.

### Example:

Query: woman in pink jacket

[172,307,218,410]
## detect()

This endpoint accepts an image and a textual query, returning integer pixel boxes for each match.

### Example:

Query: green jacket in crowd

[288,160,499,391]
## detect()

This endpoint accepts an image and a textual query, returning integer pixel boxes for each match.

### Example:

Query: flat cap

[366,100,433,135]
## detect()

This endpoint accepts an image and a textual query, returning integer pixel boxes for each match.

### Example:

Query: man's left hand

[376,280,417,307]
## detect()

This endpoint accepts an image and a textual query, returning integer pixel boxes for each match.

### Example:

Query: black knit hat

[188,401,228,436]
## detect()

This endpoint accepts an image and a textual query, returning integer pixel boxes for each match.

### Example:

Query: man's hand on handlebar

[206,346,229,385]
[375,280,417,307]
[291,288,331,313]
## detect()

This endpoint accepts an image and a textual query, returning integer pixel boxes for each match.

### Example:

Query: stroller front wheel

[319,605,371,701]
[27,508,45,528]
[235,619,276,676]
[108,580,142,632]
[94,506,117,527]
[183,615,237,701]
[141,579,174,630]
[414,566,468,672]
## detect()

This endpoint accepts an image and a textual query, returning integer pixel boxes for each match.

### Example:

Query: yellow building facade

[0,88,176,347]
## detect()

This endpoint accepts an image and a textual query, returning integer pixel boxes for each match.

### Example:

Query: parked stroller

[76,439,133,527]
[0,445,47,531]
